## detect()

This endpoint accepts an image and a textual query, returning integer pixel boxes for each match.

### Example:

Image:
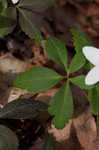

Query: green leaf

[42,134,53,150]
[0,99,48,119]
[0,15,14,28]
[18,0,55,44]
[45,37,68,71]
[14,66,63,93]
[18,7,42,45]
[0,7,16,38]
[70,75,94,89]
[48,82,73,129]
[68,53,85,74]
[70,29,93,73]
[18,0,55,12]
[84,61,94,70]
[0,125,19,150]
[0,0,7,13]
[71,29,92,53]
[88,85,99,115]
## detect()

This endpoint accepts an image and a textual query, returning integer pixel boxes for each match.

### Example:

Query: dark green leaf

[0,125,19,150]
[0,15,14,28]
[70,75,94,89]
[0,99,48,119]
[42,134,53,150]
[17,0,55,44]
[71,29,92,53]
[48,82,73,129]
[14,66,63,93]
[88,85,99,115]
[18,0,55,13]
[45,37,68,71]
[68,53,85,74]
[0,7,16,38]
[18,7,42,45]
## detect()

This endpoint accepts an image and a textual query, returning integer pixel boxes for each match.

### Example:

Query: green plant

[0,0,55,149]
[1,0,99,149]
[0,98,48,150]
[13,29,96,129]
[0,0,55,44]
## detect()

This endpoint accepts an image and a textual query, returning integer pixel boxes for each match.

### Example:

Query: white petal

[85,66,99,85]
[11,0,19,4]
[82,46,99,66]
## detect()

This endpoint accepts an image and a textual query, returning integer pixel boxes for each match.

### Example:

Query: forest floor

[0,0,99,150]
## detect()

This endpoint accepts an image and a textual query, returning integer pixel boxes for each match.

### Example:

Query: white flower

[11,0,19,4]
[82,46,99,85]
